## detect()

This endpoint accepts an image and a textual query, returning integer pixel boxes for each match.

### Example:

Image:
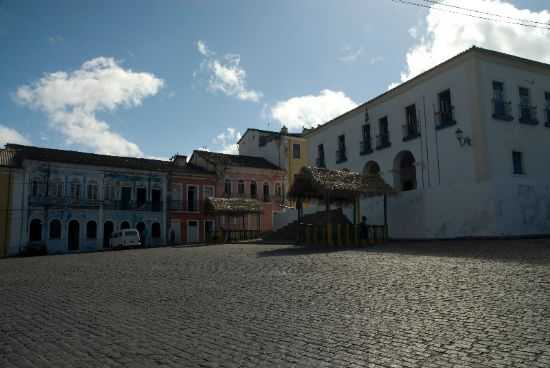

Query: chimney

[172,154,188,167]
[280,126,288,135]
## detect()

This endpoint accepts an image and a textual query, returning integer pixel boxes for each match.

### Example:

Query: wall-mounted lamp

[455,128,472,147]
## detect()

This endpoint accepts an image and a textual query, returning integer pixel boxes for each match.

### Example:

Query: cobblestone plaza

[1,241,549,367]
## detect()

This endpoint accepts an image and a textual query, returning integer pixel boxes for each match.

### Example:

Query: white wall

[239,131,286,170]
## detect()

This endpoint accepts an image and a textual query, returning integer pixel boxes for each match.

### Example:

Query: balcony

[336,149,347,164]
[492,99,513,121]
[315,157,326,168]
[28,196,162,211]
[168,200,204,212]
[518,105,538,125]
[359,139,373,155]
[435,106,456,129]
[402,124,420,142]
[375,134,391,150]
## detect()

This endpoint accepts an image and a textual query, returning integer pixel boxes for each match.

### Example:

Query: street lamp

[455,128,472,147]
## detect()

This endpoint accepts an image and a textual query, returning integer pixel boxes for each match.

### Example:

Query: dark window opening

[360,125,372,155]
[316,144,325,167]
[152,189,161,211]
[136,187,147,207]
[518,87,537,125]
[152,222,161,238]
[492,81,512,121]
[512,151,524,175]
[120,187,131,210]
[336,135,347,163]
[187,186,197,211]
[403,104,420,140]
[250,181,257,198]
[436,90,455,128]
[29,219,42,242]
[86,221,97,239]
[376,117,391,150]
[224,180,232,197]
[263,183,270,202]
[292,143,301,159]
[238,180,245,195]
[120,221,130,230]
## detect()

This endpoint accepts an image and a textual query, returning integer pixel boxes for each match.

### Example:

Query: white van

[109,229,141,248]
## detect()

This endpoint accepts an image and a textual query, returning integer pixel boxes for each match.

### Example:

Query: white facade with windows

[305,47,550,238]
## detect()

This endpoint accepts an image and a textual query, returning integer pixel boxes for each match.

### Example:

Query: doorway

[103,221,114,248]
[188,221,199,242]
[136,222,146,245]
[205,220,214,242]
[68,220,80,251]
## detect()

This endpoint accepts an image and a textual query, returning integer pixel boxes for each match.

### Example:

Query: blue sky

[0,0,548,158]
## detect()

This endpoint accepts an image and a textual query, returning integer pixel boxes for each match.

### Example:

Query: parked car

[109,229,141,248]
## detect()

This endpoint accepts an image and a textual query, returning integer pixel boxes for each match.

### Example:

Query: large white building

[304,47,550,239]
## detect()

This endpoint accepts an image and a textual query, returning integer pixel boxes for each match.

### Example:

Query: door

[188,221,198,243]
[205,220,214,241]
[170,220,181,244]
[136,222,146,245]
[68,220,80,251]
[103,221,114,248]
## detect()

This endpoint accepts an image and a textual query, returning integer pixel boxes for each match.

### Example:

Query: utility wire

[390,0,550,30]
[424,0,550,27]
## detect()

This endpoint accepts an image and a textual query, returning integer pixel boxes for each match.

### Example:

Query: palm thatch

[204,197,263,214]
[288,166,395,203]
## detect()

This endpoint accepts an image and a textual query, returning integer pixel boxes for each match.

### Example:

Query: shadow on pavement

[257,239,550,264]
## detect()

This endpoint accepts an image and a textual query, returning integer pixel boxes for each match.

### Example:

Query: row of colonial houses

[0,144,285,256]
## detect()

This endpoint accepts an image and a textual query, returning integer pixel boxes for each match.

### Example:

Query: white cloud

[270,89,357,132]
[48,35,64,45]
[211,127,241,154]
[0,125,31,147]
[370,56,384,65]
[195,40,262,102]
[15,57,164,157]
[396,0,550,84]
[339,46,363,63]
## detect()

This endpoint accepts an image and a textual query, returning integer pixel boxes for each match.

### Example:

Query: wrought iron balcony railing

[435,106,456,129]
[518,104,538,125]
[359,139,373,155]
[28,196,163,211]
[492,99,513,121]
[376,134,391,150]
[402,124,420,141]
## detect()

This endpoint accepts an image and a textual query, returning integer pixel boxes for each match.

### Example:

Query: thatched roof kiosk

[288,166,395,227]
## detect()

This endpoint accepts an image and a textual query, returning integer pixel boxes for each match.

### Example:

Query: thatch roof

[204,197,263,214]
[288,166,395,202]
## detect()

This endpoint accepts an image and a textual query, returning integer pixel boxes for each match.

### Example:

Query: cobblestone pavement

[1,240,549,368]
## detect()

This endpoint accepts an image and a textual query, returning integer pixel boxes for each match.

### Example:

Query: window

[49,220,61,239]
[187,185,197,211]
[275,183,282,198]
[493,81,504,100]
[224,180,232,196]
[316,144,325,167]
[120,221,130,230]
[263,183,270,202]
[136,187,147,207]
[492,81,512,121]
[292,143,301,159]
[376,117,391,150]
[238,180,245,195]
[51,180,63,198]
[152,222,161,238]
[512,151,524,175]
[203,185,214,199]
[31,179,42,197]
[519,87,537,124]
[436,90,455,128]
[120,187,132,209]
[86,221,97,239]
[360,125,372,155]
[336,135,347,163]
[151,189,161,212]
[70,180,81,199]
[250,181,257,198]
[87,181,98,200]
[103,183,113,201]
[404,104,420,140]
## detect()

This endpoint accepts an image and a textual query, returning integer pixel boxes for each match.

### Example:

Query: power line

[390,0,550,30]
[424,0,550,27]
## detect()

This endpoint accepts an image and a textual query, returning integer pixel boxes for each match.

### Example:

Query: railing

[335,149,347,163]
[28,196,163,211]
[298,223,388,247]
[167,200,205,212]
[206,229,262,243]
[316,157,326,168]
[492,99,513,121]
[435,106,456,129]
[518,104,538,125]
[359,139,373,155]
[402,124,420,141]
[376,134,391,150]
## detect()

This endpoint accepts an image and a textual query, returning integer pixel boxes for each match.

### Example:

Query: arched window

[363,161,381,175]
[29,219,42,242]
[49,219,61,239]
[120,221,130,230]
[86,221,97,239]
[250,181,257,198]
[393,151,417,191]
[152,222,161,238]
[263,183,270,202]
